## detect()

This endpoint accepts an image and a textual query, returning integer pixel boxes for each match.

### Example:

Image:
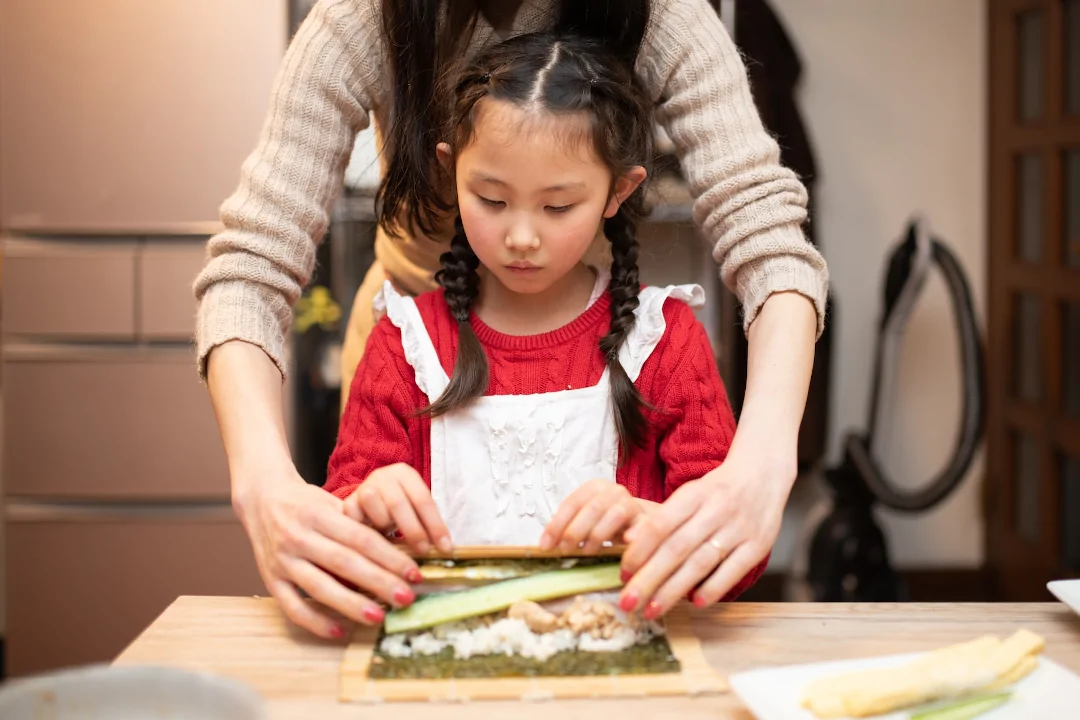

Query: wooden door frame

[986,0,1080,600]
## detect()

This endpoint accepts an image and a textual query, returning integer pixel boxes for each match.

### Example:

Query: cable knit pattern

[192,0,828,379]
[324,287,765,599]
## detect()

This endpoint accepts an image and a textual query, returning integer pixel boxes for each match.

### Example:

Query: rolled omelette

[799,629,1045,718]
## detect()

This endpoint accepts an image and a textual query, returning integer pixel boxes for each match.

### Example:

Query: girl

[322,32,768,626]
[196,0,823,640]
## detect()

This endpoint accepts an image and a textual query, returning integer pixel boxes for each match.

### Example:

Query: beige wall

[767,0,988,569]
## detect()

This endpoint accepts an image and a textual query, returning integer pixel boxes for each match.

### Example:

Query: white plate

[729,650,1080,720]
[1047,579,1080,616]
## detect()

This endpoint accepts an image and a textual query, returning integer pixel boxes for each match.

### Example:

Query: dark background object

[806,220,987,602]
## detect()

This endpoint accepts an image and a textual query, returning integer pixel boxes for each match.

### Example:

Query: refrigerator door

[0,0,286,233]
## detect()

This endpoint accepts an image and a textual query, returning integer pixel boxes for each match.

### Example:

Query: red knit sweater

[325,288,768,600]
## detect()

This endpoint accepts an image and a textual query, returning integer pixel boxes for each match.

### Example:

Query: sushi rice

[378,593,664,663]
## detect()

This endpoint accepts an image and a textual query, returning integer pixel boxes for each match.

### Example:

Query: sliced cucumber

[384,562,623,635]
[909,691,1011,720]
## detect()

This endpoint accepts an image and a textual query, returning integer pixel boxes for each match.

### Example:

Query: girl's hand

[539,479,655,554]
[617,449,789,619]
[342,463,453,556]
[235,466,422,639]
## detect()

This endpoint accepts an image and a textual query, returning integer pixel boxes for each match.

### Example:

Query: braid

[420,217,489,417]
[438,217,481,322]
[600,206,651,459]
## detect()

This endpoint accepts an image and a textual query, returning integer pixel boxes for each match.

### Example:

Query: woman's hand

[539,479,656,554]
[208,344,427,639]
[617,450,790,618]
[618,291,816,619]
[342,463,453,556]
[235,466,425,638]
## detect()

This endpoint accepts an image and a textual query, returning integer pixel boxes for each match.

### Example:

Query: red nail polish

[363,606,386,623]
[620,568,631,583]
[393,587,415,606]
[619,592,638,613]
[329,625,345,639]
[406,568,423,584]
[692,594,708,608]
[644,601,662,620]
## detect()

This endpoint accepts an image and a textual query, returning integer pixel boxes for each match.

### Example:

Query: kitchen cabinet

[137,241,210,340]
[0,0,288,676]
[2,239,137,340]
[3,347,229,500]
[4,509,262,677]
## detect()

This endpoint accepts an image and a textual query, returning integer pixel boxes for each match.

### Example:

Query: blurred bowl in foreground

[0,663,267,719]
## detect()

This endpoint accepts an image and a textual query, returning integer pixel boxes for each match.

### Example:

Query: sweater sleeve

[637,0,829,337]
[192,0,386,380]
[324,317,422,500]
[646,301,738,498]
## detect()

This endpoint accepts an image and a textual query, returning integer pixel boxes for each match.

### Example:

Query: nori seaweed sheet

[368,633,681,679]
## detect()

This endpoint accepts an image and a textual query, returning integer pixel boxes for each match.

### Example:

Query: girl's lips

[505,264,540,273]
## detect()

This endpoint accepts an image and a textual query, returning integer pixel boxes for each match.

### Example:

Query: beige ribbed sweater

[193,0,829,380]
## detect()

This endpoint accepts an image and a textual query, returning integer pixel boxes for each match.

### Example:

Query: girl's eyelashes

[475,196,573,214]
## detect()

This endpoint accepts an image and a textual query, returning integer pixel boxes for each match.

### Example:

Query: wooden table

[113,596,1080,719]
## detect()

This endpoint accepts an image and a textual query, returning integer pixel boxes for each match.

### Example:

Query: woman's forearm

[206,340,296,507]
[727,291,817,484]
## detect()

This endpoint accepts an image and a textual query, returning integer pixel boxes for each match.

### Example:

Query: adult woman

[194,0,827,638]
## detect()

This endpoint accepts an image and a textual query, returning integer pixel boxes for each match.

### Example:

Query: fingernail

[329,625,345,639]
[624,526,638,542]
[539,533,552,550]
[406,568,423,584]
[620,568,632,583]
[437,537,453,553]
[393,587,415,607]
[619,591,639,613]
[692,593,708,608]
[644,601,662,620]
[363,606,386,623]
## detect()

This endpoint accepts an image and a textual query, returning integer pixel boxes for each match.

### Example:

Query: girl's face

[439,98,644,298]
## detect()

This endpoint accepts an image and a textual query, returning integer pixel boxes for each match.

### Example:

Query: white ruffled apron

[375,276,704,545]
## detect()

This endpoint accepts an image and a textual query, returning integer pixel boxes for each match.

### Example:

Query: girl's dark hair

[421,32,656,460]
[377,1,651,239]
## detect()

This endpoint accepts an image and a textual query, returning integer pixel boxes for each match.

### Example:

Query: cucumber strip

[909,691,1012,720]
[384,563,623,635]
